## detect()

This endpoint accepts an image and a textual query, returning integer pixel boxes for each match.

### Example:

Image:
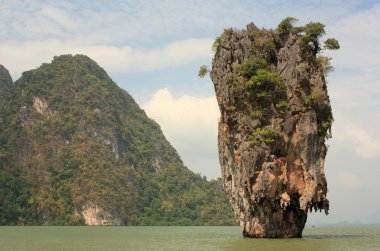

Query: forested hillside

[0,55,235,226]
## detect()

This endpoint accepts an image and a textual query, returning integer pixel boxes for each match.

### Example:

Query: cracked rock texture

[211,23,332,238]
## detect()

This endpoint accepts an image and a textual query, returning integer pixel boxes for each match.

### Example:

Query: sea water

[0,225,379,251]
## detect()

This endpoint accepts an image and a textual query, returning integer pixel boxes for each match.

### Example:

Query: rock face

[0,65,13,98]
[211,23,332,237]
[82,202,121,225]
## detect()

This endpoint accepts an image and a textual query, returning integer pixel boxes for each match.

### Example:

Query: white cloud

[40,6,80,31]
[325,4,380,113]
[329,73,380,113]
[0,0,362,48]
[0,39,213,79]
[92,39,213,72]
[332,112,380,159]
[336,172,362,189]
[345,128,380,159]
[1,0,249,45]
[322,4,380,161]
[376,113,380,122]
[328,4,380,73]
[142,88,220,179]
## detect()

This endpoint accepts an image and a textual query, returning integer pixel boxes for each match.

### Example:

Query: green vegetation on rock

[247,69,282,90]
[303,91,321,110]
[238,57,268,79]
[210,17,338,153]
[318,121,332,139]
[212,32,226,52]
[275,100,289,114]
[299,22,326,54]
[0,55,235,226]
[250,110,264,119]
[323,38,340,50]
[198,65,209,78]
[232,55,285,116]
[277,17,340,56]
[248,127,278,146]
[277,17,299,34]
[0,65,13,98]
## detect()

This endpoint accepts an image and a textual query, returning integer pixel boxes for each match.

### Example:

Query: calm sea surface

[0,225,379,251]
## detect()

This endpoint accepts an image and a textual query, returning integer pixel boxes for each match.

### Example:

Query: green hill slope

[0,55,235,226]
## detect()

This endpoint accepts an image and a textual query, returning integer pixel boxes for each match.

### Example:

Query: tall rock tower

[210,19,338,237]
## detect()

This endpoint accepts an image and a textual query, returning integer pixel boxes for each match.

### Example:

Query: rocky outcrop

[211,23,333,238]
[33,96,49,114]
[82,202,121,225]
[0,65,13,98]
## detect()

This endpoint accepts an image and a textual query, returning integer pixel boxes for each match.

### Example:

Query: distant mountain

[0,65,13,98]
[0,55,235,226]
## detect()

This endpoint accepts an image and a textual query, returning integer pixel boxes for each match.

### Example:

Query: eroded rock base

[241,206,307,238]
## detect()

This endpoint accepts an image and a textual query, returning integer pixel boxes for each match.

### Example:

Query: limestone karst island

[0,17,339,238]
[205,17,339,237]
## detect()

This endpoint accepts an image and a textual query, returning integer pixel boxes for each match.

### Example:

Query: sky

[1,0,380,225]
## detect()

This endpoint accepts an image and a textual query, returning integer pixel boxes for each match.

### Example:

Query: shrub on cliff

[198,65,209,78]
[247,69,282,89]
[299,22,326,54]
[248,127,278,146]
[300,23,340,55]
[277,17,299,34]
[238,57,268,79]
[212,32,226,52]
[323,38,340,50]
[277,17,340,56]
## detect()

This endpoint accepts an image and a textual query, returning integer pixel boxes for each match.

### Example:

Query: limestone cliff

[211,20,336,237]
